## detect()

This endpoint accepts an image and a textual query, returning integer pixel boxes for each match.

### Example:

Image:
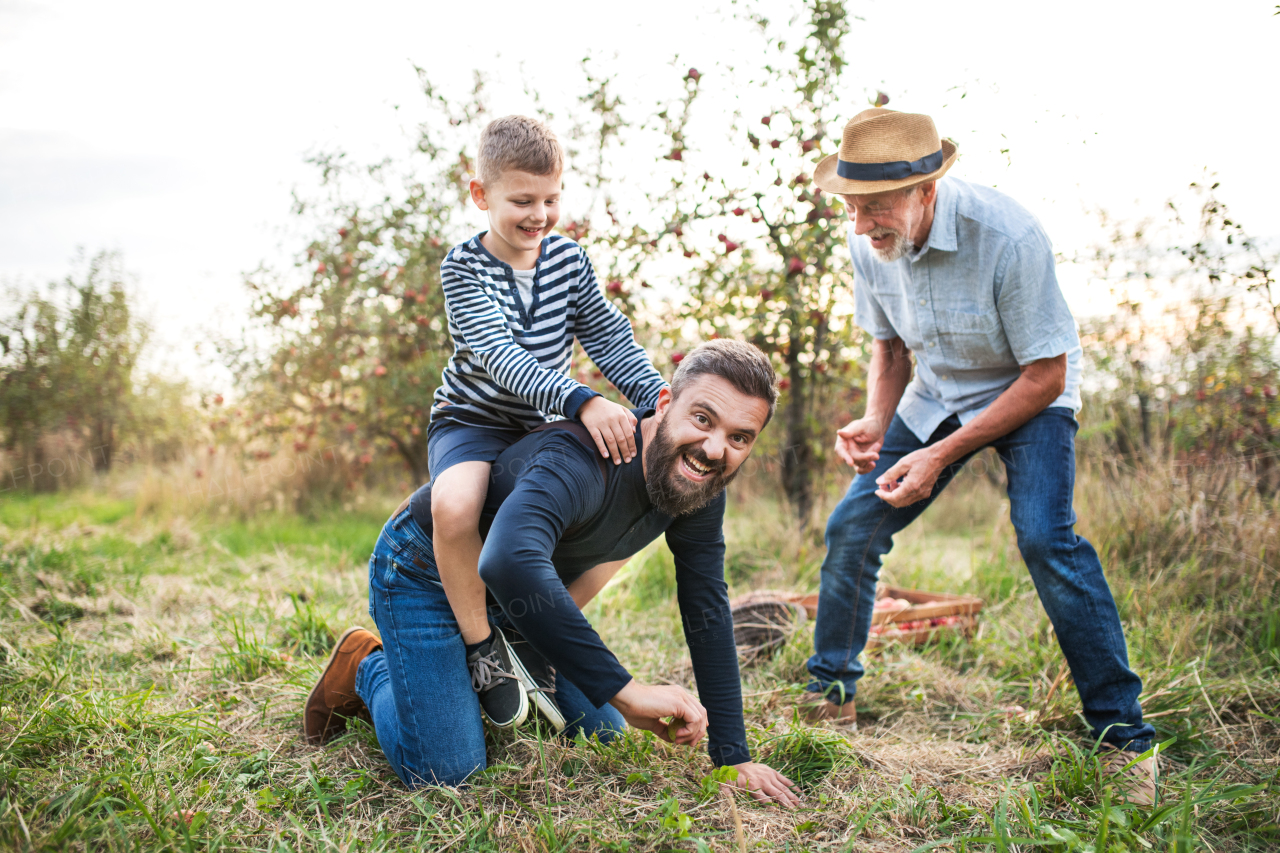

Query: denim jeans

[807,408,1155,752]
[356,508,626,787]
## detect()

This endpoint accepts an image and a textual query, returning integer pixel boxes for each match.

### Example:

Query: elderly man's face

[840,184,934,262]
[644,375,770,515]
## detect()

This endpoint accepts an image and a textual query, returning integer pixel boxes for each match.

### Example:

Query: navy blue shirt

[408,409,750,766]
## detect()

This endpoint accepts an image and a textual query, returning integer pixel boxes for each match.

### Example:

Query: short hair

[670,340,779,425]
[477,115,564,184]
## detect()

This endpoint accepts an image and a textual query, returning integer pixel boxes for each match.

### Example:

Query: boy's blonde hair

[477,115,563,184]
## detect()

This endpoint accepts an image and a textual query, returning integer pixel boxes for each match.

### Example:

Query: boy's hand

[578,396,638,464]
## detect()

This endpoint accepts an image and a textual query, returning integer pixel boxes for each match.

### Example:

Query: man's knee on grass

[430,462,492,545]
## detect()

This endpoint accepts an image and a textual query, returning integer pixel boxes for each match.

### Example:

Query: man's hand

[834,416,885,473]
[609,680,708,746]
[874,445,947,507]
[729,762,800,807]
[578,396,638,465]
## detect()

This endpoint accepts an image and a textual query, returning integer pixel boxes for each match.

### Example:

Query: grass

[1,460,1277,851]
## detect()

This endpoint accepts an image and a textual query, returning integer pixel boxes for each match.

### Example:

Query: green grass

[1,469,1277,851]
[0,490,135,529]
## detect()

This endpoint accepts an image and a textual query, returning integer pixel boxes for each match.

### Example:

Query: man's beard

[644,418,740,516]
[867,226,911,262]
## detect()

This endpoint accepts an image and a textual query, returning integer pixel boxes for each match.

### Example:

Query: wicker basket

[729,598,807,664]
[730,585,983,650]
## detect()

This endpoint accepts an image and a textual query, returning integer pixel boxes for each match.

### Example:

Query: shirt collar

[923,178,959,254]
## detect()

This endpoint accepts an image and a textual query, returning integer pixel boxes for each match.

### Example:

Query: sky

[1,0,1276,384]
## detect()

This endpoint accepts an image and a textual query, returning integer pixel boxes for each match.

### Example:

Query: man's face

[470,170,562,264]
[644,375,770,516]
[839,186,929,263]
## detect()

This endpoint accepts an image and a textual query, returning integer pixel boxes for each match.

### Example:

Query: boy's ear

[469,178,489,211]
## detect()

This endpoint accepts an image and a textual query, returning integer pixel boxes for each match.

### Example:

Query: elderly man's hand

[834,416,885,473]
[729,762,800,807]
[874,446,948,507]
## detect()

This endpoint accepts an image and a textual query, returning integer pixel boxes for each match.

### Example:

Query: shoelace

[524,663,557,697]
[469,650,518,693]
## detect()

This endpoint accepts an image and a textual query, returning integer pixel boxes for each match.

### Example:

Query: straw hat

[813,108,958,195]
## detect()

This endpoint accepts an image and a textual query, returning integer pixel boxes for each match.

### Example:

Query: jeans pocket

[390,553,444,589]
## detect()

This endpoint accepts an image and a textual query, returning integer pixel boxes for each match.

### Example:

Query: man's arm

[665,497,800,807]
[479,436,712,742]
[874,354,1067,507]
[477,437,629,702]
[834,336,913,473]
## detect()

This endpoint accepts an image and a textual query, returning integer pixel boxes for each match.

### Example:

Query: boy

[416,115,667,730]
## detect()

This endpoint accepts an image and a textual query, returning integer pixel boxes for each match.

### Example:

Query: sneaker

[1101,747,1158,806]
[304,627,382,745]
[468,627,528,729]
[504,627,567,732]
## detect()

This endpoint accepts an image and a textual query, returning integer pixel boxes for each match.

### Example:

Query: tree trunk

[90,418,114,472]
[781,346,813,526]
[32,443,56,493]
[385,431,428,487]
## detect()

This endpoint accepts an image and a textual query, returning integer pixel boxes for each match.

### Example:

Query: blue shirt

[851,177,1083,442]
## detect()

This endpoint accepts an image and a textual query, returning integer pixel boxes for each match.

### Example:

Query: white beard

[868,228,911,263]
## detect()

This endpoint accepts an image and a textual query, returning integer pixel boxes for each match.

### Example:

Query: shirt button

[928,341,936,348]
[918,299,926,306]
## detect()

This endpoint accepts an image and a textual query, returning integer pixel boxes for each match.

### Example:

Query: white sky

[1,0,1276,384]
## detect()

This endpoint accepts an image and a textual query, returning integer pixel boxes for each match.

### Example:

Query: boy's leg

[431,461,493,645]
[994,408,1154,752]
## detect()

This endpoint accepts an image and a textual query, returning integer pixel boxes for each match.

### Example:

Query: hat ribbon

[836,148,943,182]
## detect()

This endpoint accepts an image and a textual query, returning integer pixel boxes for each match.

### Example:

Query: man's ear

[469,178,489,211]
[654,387,673,418]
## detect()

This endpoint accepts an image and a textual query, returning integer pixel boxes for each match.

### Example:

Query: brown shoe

[1101,748,1158,806]
[304,627,382,745]
[799,694,857,727]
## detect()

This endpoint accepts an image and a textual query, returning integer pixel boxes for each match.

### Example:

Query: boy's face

[470,170,562,267]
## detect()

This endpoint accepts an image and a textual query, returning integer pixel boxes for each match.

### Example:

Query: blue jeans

[356,508,626,787]
[807,408,1155,752]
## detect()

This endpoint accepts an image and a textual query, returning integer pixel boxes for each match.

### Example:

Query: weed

[281,593,337,656]
[759,724,850,790]
[214,616,287,682]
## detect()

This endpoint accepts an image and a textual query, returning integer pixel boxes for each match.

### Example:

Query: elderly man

[801,109,1157,802]
[304,340,798,806]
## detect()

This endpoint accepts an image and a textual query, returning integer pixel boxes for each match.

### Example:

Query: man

[305,340,798,806]
[801,108,1158,803]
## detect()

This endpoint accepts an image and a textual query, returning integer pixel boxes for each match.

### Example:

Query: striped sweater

[432,233,667,431]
